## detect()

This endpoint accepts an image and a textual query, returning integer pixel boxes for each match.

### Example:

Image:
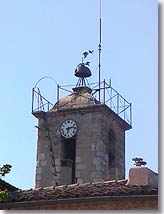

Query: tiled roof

[0,179,18,192]
[7,180,158,203]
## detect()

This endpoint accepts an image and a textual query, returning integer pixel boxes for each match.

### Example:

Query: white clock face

[60,119,77,139]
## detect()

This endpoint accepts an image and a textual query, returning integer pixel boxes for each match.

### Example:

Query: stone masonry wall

[35,106,126,187]
[75,110,125,183]
[35,114,63,188]
[98,113,125,180]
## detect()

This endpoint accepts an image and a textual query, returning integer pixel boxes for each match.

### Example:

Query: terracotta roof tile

[7,180,158,203]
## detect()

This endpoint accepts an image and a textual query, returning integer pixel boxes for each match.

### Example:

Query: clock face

[60,119,77,139]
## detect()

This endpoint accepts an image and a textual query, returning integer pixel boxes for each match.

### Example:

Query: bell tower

[32,53,132,188]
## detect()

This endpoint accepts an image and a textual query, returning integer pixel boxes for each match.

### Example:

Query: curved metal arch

[33,76,58,89]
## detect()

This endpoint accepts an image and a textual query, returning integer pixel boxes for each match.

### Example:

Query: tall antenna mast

[98,0,102,102]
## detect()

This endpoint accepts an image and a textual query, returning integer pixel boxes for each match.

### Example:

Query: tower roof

[51,86,99,111]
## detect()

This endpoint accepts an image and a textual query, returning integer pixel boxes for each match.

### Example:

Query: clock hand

[66,126,73,133]
[67,126,74,130]
[69,126,75,129]
[66,127,70,133]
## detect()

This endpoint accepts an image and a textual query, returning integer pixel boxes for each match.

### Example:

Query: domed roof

[51,86,99,111]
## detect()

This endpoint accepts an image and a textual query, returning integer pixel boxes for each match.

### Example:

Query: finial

[82,50,94,63]
[132,157,147,166]
[74,50,93,87]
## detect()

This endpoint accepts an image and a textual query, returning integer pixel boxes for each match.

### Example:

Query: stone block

[95,141,104,151]
[55,165,61,173]
[36,175,41,181]
[36,167,42,174]
[40,160,47,166]
[55,158,61,165]
[95,163,103,171]
[77,178,83,183]
[90,171,103,179]
[90,144,95,151]
[93,157,102,165]
[35,181,40,188]
[36,161,40,167]
[75,171,81,177]
[96,151,104,157]
[104,154,108,162]
[76,156,81,163]
[38,153,45,161]
[76,163,85,170]
[92,177,104,182]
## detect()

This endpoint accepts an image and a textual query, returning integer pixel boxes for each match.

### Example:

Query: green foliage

[0,189,8,202]
[0,164,12,177]
[0,164,12,202]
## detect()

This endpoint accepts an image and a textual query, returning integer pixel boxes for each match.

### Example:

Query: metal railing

[32,88,53,113]
[91,80,132,126]
[31,80,132,126]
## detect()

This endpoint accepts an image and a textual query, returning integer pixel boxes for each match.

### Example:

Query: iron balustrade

[32,88,53,113]
[31,80,132,126]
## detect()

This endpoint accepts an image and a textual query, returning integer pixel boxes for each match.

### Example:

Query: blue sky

[0,0,158,189]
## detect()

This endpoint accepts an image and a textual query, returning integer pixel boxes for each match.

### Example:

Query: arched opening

[61,138,76,184]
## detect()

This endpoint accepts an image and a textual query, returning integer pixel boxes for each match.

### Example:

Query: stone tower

[33,63,131,188]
